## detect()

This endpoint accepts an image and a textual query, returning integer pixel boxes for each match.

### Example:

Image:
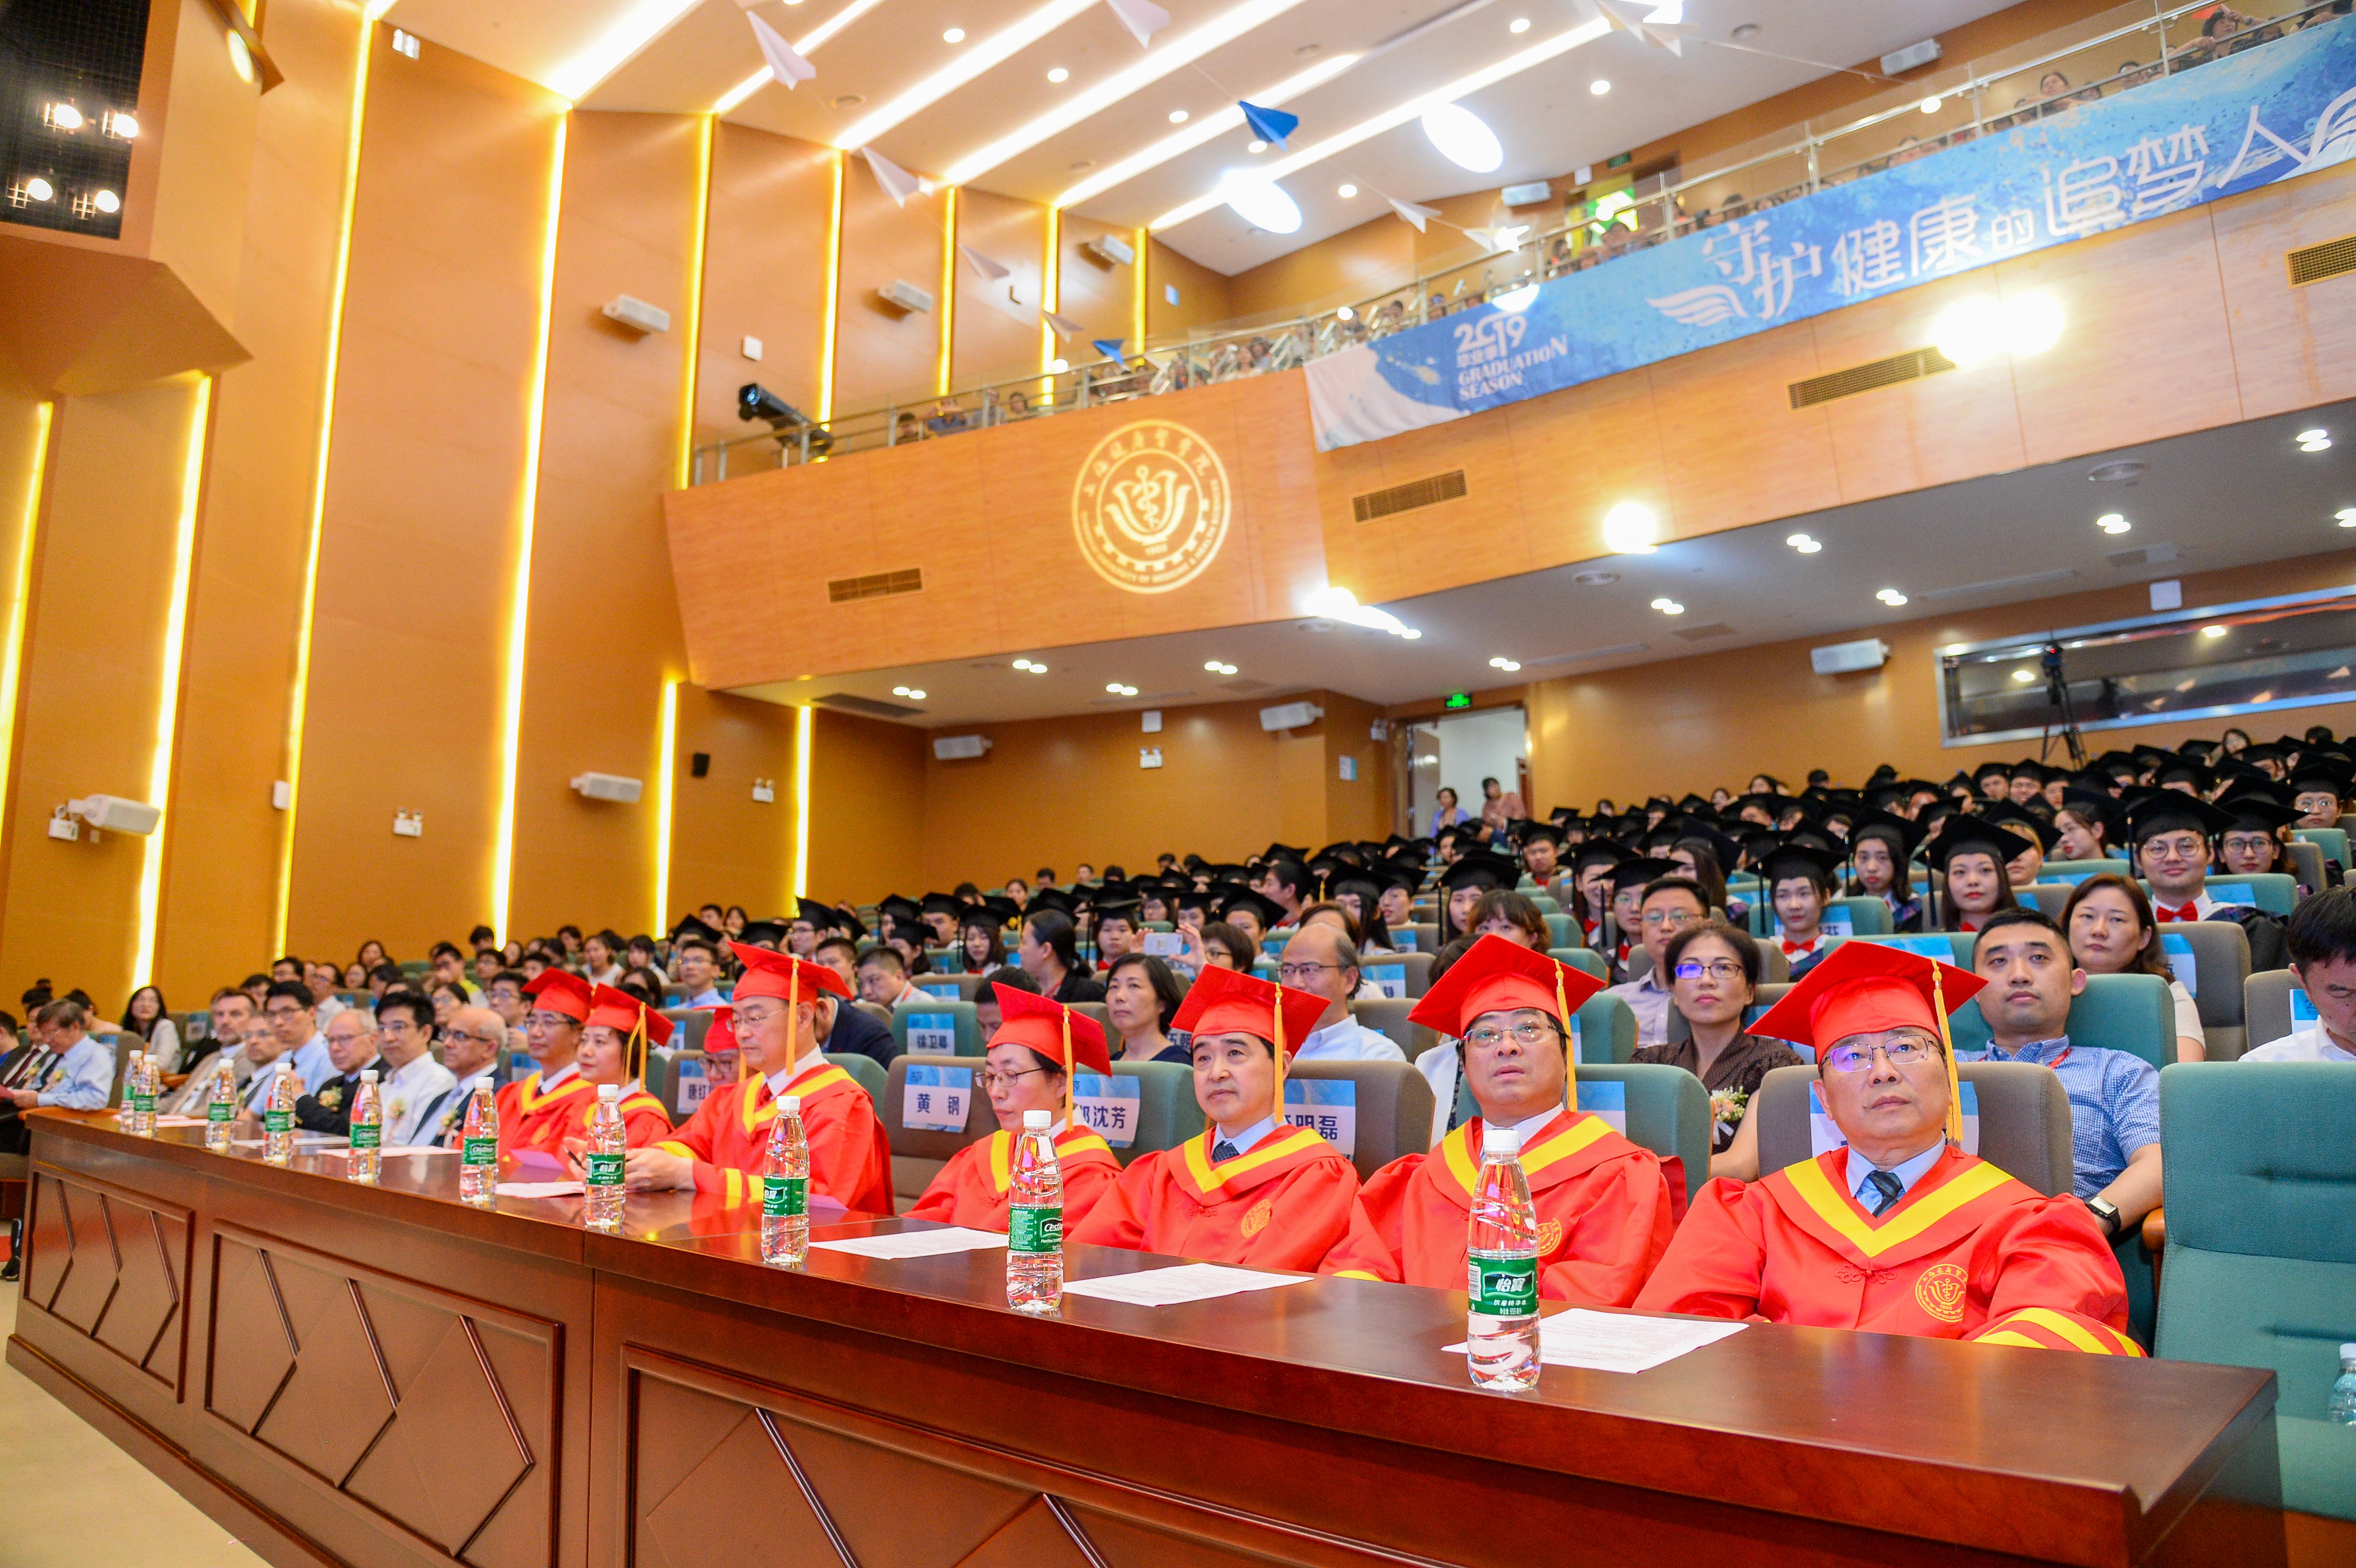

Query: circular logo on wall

[1070,419,1231,594]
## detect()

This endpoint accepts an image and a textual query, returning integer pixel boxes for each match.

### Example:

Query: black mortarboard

[1930,818,2036,871]
[1846,806,1925,860]
[2123,790,2236,845]
[669,915,723,945]
[1216,888,1288,929]
[1607,856,1681,896]
[1026,886,1076,916]
[1437,853,1517,895]
[738,919,790,948]
[1756,839,1841,891]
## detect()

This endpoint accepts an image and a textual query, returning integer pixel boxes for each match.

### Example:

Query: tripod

[2038,641,2088,771]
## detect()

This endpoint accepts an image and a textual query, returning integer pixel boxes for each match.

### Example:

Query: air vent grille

[2287,233,2356,287]
[1673,622,1737,642]
[1353,469,1467,522]
[827,567,923,603]
[1788,348,1957,409]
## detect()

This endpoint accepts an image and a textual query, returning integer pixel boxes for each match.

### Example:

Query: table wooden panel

[9,1112,2287,1568]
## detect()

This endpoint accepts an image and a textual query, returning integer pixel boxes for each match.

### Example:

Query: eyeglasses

[980,1067,1049,1090]
[1672,959,1745,981]
[1822,1037,1940,1073]
[1464,1021,1561,1050]
[448,1028,505,1046]
[1640,908,1701,928]
[1276,961,1346,983]
[378,1018,420,1034]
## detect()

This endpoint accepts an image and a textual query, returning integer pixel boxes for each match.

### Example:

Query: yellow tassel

[783,966,800,1089]
[630,1009,647,1088]
[1932,966,1963,1147]
[1271,981,1286,1125]
[1557,966,1576,1106]
[1061,1009,1074,1126]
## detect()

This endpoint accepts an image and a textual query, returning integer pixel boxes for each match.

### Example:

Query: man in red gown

[907,985,1121,1230]
[1073,966,1358,1270]
[625,944,892,1214]
[1324,935,1680,1304]
[1635,941,2142,1354]
[495,970,595,1156]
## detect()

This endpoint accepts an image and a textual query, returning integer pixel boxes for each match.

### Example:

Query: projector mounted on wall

[67,795,162,834]
[601,295,671,334]
[1809,638,1890,675]
[571,772,644,803]
[1259,701,1324,732]
[877,280,935,314]
[933,734,992,761]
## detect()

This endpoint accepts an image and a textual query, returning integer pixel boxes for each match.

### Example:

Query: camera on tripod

[738,383,832,457]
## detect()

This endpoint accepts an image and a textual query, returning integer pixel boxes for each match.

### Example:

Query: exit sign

[1444,692,1472,710]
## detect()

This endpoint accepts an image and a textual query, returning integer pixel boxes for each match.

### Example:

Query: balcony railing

[689,0,2340,484]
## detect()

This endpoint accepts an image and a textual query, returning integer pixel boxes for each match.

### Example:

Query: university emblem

[1535,1219,1563,1256]
[1239,1198,1274,1238]
[1070,419,1231,593]
[1914,1262,1970,1324]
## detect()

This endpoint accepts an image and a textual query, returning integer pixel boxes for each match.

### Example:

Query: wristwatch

[2084,1196,2121,1237]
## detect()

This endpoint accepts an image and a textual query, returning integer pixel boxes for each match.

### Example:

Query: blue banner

[1305,20,2356,450]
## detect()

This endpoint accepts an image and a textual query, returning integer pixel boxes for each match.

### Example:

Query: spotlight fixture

[17,176,53,203]
[228,30,254,82]
[1338,182,1357,197]
[1928,291,2065,367]
[1876,588,1909,606]
[942,27,965,42]
[1590,78,1610,94]
[1247,138,1267,152]
[2097,512,2130,534]
[1047,66,1069,82]
[1488,656,1522,671]
[1106,682,1140,695]
[1648,598,1685,616]
[2011,669,2036,683]
[1510,15,1531,31]
[1920,96,1941,114]
[1602,500,1658,554]
[1421,102,1503,173]
[45,103,83,132]
[1785,532,1822,553]
[1335,305,1354,321]
[1049,356,1069,373]
[2338,507,2356,528]
[892,685,929,699]
[1168,108,1189,124]
[2298,427,2332,452]
[2202,624,2228,639]
[102,110,138,139]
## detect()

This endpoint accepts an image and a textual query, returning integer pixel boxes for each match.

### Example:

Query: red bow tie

[1780,938,1816,958]
[2157,902,2200,923]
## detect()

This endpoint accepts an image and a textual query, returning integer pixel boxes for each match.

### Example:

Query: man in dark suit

[295,1008,385,1134]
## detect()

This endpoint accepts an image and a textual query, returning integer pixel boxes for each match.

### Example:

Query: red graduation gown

[495,1069,595,1157]
[1324,1108,1682,1307]
[653,1058,893,1215]
[1634,1147,2142,1354]
[545,1085,674,1149]
[905,1124,1122,1231]
[1071,1125,1360,1271]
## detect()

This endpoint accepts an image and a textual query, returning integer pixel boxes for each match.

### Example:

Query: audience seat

[1351,999,1415,1053]
[1359,951,1434,1000]
[1543,912,1574,948]
[2144,872,2300,917]
[822,1052,887,1110]
[2293,826,2349,872]
[880,1055,992,1212]
[1548,947,1608,981]
[1752,1061,2074,1197]
[1396,921,1440,954]
[658,1008,713,1054]
[644,1047,709,1122]
[1447,1063,1710,1204]
[2244,970,2305,1054]
[910,973,985,1002]
[922,947,957,969]
[852,1001,891,1026]
[2161,921,2252,1060]
[1107,1060,1205,1164]
[2042,858,2133,883]
[1069,1002,1111,1035]
[2016,883,2074,918]
[1287,1061,1435,1180]
[1950,971,2175,1072]
[2155,1062,2356,1523]
[2285,838,2326,895]
[1825,896,1893,937]
[888,997,981,1056]
[1843,932,1976,966]
[1574,993,1638,1066]
[1529,894,1561,915]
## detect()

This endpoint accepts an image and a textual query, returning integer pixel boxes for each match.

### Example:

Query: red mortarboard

[586,984,674,1047]
[1171,965,1328,1122]
[728,940,851,1003]
[1407,934,1605,1097]
[988,983,1111,1076]
[1751,940,1986,1146]
[522,969,593,1023]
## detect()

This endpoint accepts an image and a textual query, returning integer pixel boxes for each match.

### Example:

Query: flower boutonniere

[1709,1086,1750,1141]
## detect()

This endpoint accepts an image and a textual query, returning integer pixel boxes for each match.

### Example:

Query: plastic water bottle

[584,1084,625,1232]
[2330,1344,2356,1426]
[458,1083,499,1208]
[760,1095,809,1267]
[347,1069,382,1185]
[1007,1110,1064,1313]
[1466,1125,1541,1391]
[204,1067,236,1154]
[263,1063,299,1166]
[128,1052,156,1136]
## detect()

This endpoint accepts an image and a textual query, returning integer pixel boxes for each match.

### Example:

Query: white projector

[570,773,644,803]
[1083,234,1135,267]
[1810,638,1891,675]
[933,734,992,761]
[877,279,935,314]
[600,295,671,334]
[69,795,162,834]
[1259,701,1323,732]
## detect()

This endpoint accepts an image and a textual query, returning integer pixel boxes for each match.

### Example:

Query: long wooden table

[7,1111,2286,1568]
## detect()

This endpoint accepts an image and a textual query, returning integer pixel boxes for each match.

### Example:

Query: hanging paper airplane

[1042,310,1088,339]
[1104,0,1169,48]
[1387,197,1440,232]
[748,13,816,87]
[958,244,1011,281]
[1091,338,1127,366]
[861,145,927,206]
[1238,101,1299,150]
[1595,0,1689,53]
[1465,223,1531,253]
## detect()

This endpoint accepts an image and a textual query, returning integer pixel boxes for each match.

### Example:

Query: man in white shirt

[4,1000,112,1113]
[674,937,726,1008]
[372,991,457,1146]
[1605,877,1707,1048]
[306,962,348,1026]
[1277,926,1405,1062]
[2245,888,2356,1062]
[260,980,335,1093]
[415,1004,507,1145]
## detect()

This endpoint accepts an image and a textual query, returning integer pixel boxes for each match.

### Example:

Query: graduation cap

[585,982,673,1083]
[877,894,922,926]
[2153,758,2215,793]
[1027,886,1076,916]
[1607,855,1680,897]
[2218,794,2303,834]
[2055,788,2118,834]
[1929,816,2036,872]
[1751,940,1987,1147]
[669,915,723,946]
[1982,805,2058,853]
[1407,934,1606,1098]
[2179,738,2222,759]
[1262,842,1310,864]
[523,969,594,1023]
[1570,840,1634,877]
[1437,852,1518,897]
[1216,888,1288,930]
[988,983,1111,1121]
[1754,839,1841,893]
[919,892,966,919]
[737,919,791,949]
[1092,894,1145,927]
[1519,819,1568,850]
[2124,790,2237,846]
[1171,885,1215,919]
[2289,762,2353,801]
[1171,965,1329,1122]
[1843,806,1924,863]
[965,896,1021,929]
[1662,816,1742,870]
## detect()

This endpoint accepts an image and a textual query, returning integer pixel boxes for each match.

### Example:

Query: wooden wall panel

[1145,238,1235,342]
[665,685,798,925]
[284,34,565,962]
[157,0,360,995]
[832,154,949,412]
[804,706,925,907]
[949,188,1047,391]
[2205,168,2356,421]
[505,111,701,943]
[695,125,834,441]
[1056,211,1138,349]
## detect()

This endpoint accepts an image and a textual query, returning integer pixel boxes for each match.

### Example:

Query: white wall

[1434,707,1527,818]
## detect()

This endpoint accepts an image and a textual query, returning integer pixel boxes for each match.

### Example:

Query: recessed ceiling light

[2298,427,2332,451]
[1168,108,1189,123]
[20,176,52,202]
[893,686,910,696]
[2010,669,2036,683]
[1590,78,1610,94]
[1488,656,1516,669]
[2202,624,2229,638]
[943,26,966,43]
[2297,428,2328,443]
[1047,65,1068,82]
[2097,512,2130,534]
[1335,305,1354,321]
[1876,588,1909,606]
[907,688,926,699]
[1785,532,1821,553]
[1652,600,1685,616]
[47,103,82,131]
[2337,507,2356,527]
[1422,101,1502,172]
[1572,569,1619,586]
[1509,16,1531,31]
[1013,659,1034,670]
[92,188,119,213]
[102,110,137,139]
[1106,682,1126,693]
[1338,183,1357,197]
[1247,138,1267,152]
[1731,22,1760,40]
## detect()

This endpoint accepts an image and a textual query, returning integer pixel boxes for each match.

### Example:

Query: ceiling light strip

[1150,16,1608,231]
[834,0,1100,149]
[792,702,813,899]
[1054,53,1357,208]
[938,186,958,394]
[550,0,703,100]
[676,112,713,489]
[711,0,893,115]
[653,677,677,935]
[946,0,1318,185]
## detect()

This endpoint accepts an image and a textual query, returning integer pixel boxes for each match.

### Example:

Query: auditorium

[2,0,2354,1561]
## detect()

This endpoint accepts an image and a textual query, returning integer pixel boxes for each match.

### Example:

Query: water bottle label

[763,1175,807,1218]
[349,1123,381,1150]
[1009,1205,1063,1255]
[207,1100,232,1123]
[131,1093,155,1113]
[1467,1254,1538,1316]
[463,1136,497,1167]
[586,1152,624,1188]
[264,1110,292,1134]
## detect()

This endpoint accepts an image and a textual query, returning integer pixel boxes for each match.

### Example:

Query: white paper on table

[230,1133,344,1149]
[1060,1263,1311,1307]
[315,1144,458,1159]
[809,1226,1008,1259]
[495,1180,585,1198]
[1444,1309,1747,1373]
[154,1114,208,1126]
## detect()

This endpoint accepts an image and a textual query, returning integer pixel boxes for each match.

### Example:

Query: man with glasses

[1636,941,2141,1353]
[1326,936,1676,1305]
[290,1006,384,1134]
[416,1004,507,1146]
[1279,925,1405,1062]
[258,980,334,1095]
[371,990,456,1146]
[1605,877,1709,1048]
[2128,794,2244,923]
[496,970,596,1157]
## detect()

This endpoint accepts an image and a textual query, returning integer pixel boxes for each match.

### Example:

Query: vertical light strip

[490,111,570,947]
[133,375,214,987]
[937,186,957,396]
[1132,225,1147,350]
[276,9,378,953]
[675,112,713,489]
[652,677,677,933]
[792,703,812,899]
[1040,205,1060,392]
[818,149,844,425]
[0,402,55,852]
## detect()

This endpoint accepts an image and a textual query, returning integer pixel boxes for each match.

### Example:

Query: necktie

[2158,902,2198,923]
[1865,1169,1905,1216]
[1212,1140,1239,1163]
